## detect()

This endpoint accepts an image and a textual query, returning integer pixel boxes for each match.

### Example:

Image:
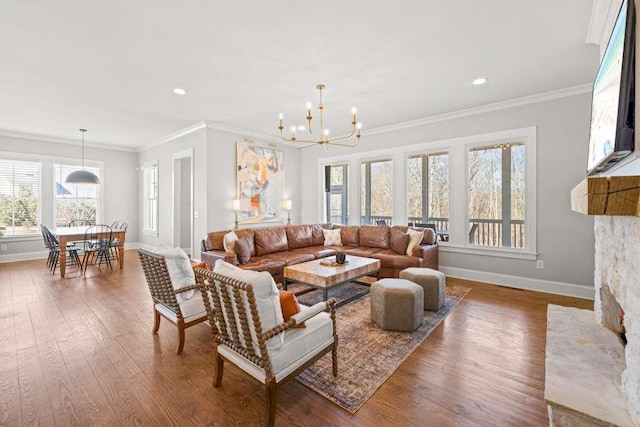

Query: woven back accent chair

[195,264,338,427]
[138,249,207,354]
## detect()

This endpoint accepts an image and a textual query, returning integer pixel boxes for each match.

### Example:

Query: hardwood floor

[0,251,592,426]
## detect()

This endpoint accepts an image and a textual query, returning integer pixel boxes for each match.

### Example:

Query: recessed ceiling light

[172,88,187,95]
[472,77,488,86]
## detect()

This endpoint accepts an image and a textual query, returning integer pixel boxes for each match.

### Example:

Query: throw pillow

[222,231,239,253]
[323,228,342,246]
[423,227,437,245]
[213,260,285,352]
[406,228,424,256]
[391,232,410,255]
[235,237,251,265]
[279,290,305,328]
[190,260,208,273]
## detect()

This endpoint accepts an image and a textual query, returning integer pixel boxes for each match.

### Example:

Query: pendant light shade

[66,129,100,184]
[66,169,101,184]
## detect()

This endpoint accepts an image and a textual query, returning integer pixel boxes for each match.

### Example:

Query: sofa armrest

[201,249,238,267]
[415,244,438,270]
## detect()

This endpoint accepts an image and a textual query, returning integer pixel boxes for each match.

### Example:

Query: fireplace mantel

[571,175,640,216]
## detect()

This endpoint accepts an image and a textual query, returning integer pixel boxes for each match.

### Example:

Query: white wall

[299,93,595,297]
[137,128,208,256]
[205,128,302,232]
[0,134,138,260]
[137,125,302,259]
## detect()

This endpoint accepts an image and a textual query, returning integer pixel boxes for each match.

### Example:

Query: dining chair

[80,224,114,274]
[195,262,338,426]
[41,225,82,274]
[138,248,207,354]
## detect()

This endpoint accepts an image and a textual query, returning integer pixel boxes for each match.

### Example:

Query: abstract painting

[236,143,285,224]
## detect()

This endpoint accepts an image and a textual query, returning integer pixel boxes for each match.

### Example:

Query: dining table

[54,226,126,277]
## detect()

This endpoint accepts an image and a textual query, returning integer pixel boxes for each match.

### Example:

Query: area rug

[292,283,470,414]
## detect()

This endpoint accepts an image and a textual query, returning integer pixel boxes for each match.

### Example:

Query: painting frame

[236,142,285,225]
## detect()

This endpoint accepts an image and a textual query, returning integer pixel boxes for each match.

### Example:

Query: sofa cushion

[304,245,337,259]
[372,249,422,269]
[235,229,256,256]
[359,225,390,249]
[286,225,312,249]
[340,247,384,257]
[262,251,315,266]
[338,225,359,247]
[204,230,229,251]
[323,229,342,246]
[238,258,285,277]
[255,227,288,256]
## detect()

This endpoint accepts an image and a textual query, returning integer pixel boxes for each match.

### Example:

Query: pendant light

[66,129,100,184]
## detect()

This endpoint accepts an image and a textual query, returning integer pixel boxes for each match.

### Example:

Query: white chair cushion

[406,228,424,256]
[217,305,334,382]
[156,247,196,301]
[323,229,342,246]
[213,260,285,352]
[155,291,207,323]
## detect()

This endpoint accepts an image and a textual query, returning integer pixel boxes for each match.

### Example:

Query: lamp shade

[232,199,241,211]
[66,170,101,184]
[283,199,292,211]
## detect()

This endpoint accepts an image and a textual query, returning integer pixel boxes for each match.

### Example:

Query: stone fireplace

[545,215,639,426]
[594,215,640,422]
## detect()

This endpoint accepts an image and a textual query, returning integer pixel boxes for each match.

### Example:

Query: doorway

[172,149,194,256]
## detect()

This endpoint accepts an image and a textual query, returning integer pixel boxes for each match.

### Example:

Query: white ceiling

[0,0,599,150]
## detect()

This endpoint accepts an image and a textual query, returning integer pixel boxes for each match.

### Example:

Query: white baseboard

[439,266,595,300]
[0,242,144,264]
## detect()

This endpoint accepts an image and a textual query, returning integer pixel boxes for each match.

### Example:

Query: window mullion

[422,155,429,223]
[502,147,512,247]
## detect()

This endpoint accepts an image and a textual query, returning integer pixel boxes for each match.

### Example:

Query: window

[360,159,393,225]
[407,152,449,231]
[54,164,99,226]
[468,143,525,248]
[0,159,40,236]
[143,163,159,233]
[325,164,348,224]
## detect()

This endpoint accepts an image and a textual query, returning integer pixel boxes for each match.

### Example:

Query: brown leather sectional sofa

[200,223,438,283]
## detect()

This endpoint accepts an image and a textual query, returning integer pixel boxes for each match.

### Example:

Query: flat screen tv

[587,0,636,175]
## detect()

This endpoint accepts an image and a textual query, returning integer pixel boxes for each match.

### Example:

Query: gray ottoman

[370,279,423,332]
[399,267,445,311]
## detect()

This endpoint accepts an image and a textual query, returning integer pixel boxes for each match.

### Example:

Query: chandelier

[278,84,362,148]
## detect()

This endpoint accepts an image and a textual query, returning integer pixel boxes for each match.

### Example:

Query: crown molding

[203,120,278,142]
[0,129,136,152]
[586,0,622,57]
[363,84,592,137]
[138,120,208,151]
[138,120,281,152]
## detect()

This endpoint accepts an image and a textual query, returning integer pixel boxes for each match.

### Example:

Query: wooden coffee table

[283,255,381,307]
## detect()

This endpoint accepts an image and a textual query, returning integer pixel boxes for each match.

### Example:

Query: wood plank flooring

[0,251,592,426]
